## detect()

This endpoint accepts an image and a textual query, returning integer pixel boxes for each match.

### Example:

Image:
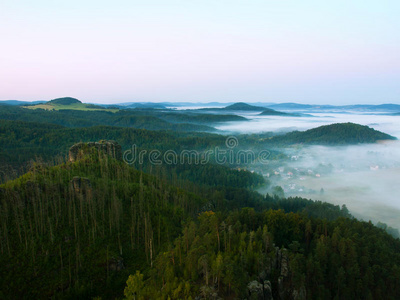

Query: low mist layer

[216,112,400,138]
[218,111,400,230]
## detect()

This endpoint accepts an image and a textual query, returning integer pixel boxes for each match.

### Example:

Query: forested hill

[48,97,82,105]
[269,122,396,145]
[197,102,269,112]
[1,145,399,299]
[0,150,207,299]
[223,102,266,111]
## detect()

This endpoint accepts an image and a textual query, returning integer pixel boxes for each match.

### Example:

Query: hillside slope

[0,105,214,131]
[223,102,266,111]
[0,150,207,298]
[48,97,82,105]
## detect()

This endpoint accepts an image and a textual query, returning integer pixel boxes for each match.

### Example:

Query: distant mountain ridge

[265,103,400,112]
[2,99,400,112]
[126,103,167,109]
[196,102,290,116]
[0,100,46,106]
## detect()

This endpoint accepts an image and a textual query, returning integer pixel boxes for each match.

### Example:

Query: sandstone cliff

[68,140,122,162]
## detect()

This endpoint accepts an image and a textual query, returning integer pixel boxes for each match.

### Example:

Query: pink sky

[1,0,399,104]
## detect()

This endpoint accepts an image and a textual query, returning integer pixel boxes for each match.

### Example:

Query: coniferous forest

[0,103,399,299]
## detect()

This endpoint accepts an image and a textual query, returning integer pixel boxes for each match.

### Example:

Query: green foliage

[126,209,400,299]
[0,105,214,131]
[272,185,284,198]
[0,150,357,299]
[124,271,145,300]
[0,154,206,298]
[376,222,400,238]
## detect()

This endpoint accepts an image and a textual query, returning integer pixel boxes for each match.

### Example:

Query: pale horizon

[1,0,399,105]
[2,97,400,106]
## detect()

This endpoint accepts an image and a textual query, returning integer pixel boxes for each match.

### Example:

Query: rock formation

[247,246,306,300]
[68,140,122,162]
[247,280,264,299]
[248,280,273,300]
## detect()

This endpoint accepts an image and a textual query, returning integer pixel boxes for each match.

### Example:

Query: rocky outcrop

[68,140,122,162]
[247,280,273,300]
[263,281,273,300]
[247,246,306,300]
[277,248,306,300]
[280,249,289,277]
[248,280,263,299]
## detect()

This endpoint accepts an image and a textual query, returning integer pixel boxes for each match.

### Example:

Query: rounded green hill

[48,97,82,105]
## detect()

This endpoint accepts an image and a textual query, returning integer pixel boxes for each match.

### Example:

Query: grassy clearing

[24,103,118,112]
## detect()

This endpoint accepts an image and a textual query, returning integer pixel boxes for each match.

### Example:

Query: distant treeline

[0,105,246,131]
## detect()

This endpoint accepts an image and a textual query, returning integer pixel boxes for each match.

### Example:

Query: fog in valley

[217,111,400,230]
[216,112,400,137]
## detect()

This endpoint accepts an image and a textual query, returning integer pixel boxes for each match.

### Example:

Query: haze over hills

[265,103,400,112]
[2,98,400,112]
[259,108,296,116]
[0,100,46,106]
[196,102,295,117]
